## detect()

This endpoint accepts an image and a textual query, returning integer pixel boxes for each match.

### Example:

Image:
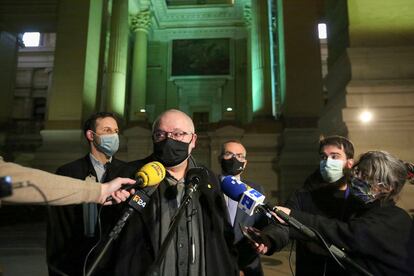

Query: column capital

[130,10,152,33]
[243,4,252,27]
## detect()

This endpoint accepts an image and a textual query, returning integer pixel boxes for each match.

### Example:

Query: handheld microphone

[221,176,316,238]
[220,176,373,276]
[106,161,165,202]
[87,163,166,276]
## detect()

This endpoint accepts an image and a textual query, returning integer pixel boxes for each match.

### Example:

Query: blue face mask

[349,177,377,204]
[93,132,119,157]
[320,158,344,183]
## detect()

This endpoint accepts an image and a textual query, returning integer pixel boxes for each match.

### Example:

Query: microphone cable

[82,205,104,276]
[288,240,295,276]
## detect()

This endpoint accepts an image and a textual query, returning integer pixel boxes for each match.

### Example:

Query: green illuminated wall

[348,0,414,46]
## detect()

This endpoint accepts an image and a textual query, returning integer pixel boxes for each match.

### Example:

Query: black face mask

[221,157,245,176]
[153,138,190,167]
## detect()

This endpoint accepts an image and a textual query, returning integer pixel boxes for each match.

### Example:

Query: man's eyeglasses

[222,151,246,161]
[153,130,193,142]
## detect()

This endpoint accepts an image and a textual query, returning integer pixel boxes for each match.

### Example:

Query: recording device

[0,176,12,198]
[239,224,265,244]
[106,161,165,202]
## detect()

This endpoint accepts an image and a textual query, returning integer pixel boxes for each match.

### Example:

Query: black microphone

[220,176,373,276]
[185,167,209,188]
[86,171,164,276]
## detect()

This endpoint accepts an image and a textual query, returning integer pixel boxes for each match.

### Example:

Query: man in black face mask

[112,109,238,276]
[219,140,267,276]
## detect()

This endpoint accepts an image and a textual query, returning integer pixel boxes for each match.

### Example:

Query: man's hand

[99,177,136,205]
[244,226,270,255]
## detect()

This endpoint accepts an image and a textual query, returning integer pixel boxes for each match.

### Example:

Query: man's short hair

[319,135,354,159]
[83,112,119,139]
[221,139,246,155]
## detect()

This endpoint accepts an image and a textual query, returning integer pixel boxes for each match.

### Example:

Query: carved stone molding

[130,10,152,33]
[151,0,248,28]
[243,4,252,27]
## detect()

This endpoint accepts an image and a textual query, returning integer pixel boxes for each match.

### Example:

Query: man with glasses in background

[219,140,267,276]
[46,112,131,276]
[111,109,238,276]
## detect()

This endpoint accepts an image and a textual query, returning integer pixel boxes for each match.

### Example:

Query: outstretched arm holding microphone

[0,156,135,205]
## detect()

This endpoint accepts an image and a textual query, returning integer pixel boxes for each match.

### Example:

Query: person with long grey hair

[252,150,414,276]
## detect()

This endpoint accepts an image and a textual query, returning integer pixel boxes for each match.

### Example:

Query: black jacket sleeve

[290,205,414,275]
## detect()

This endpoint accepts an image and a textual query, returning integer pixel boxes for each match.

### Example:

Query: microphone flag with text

[220,176,374,276]
[220,175,316,238]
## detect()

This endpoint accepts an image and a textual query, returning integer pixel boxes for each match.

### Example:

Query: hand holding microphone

[220,176,316,237]
[105,161,166,202]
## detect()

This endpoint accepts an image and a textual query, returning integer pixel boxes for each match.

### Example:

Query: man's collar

[89,153,112,167]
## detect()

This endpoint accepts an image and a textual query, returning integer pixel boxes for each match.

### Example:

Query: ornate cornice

[243,4,252,27]
[151,0,247,29]
[152,26,247,41]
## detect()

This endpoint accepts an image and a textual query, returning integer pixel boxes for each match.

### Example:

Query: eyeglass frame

[152,129,194,142]
[221,151,246,162]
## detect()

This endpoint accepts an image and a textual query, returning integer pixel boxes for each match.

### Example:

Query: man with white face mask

[46,112,131,276]
[246,136,356,276]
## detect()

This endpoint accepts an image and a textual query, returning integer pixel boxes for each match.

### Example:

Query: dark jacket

[110,155,239,276]
[291,201,414,276]
[46,154,130,276]
[231,180,267,276]
[262,169,414,275]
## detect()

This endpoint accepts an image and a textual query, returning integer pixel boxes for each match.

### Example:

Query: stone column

[0,32,18,126]
[250,0,273,119]
[36,0,104,172]
[277,0,324,201]
[106,0,128,117]
[321,0,414,161]
[242,5,253,123]
[46,0,103,129]
[129,10,152,123]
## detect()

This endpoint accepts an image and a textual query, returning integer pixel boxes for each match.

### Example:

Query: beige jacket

[0,157,100,205]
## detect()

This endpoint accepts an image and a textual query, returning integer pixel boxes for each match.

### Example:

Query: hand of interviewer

[272,206,291,224]
[99,177,136,205]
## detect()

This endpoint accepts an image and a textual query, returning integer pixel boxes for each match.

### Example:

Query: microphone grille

[138,161,166,187]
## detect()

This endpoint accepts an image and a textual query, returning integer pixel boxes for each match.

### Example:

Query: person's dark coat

[262,169,414,275]
[46,154,130,276]
[231,180,267,276]
[110,155,239,276]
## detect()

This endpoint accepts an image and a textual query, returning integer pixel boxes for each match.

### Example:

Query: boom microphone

[106,161,165,202]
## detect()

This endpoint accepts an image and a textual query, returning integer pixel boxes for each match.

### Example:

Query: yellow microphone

[135,161,166,187]
[105,161,165,202]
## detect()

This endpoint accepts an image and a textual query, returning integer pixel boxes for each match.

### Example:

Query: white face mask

[93,132,119,157]
[320,158,345,183]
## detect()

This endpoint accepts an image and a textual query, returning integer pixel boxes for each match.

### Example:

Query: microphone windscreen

[136,161,166,187]
[221,175,247,201]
